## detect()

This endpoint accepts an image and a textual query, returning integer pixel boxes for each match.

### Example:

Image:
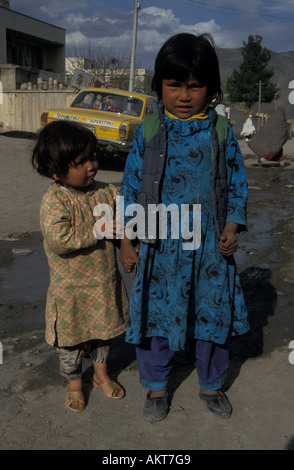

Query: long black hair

[152,33,223,105]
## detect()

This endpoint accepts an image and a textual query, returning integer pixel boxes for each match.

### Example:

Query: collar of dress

[165,108,209,121]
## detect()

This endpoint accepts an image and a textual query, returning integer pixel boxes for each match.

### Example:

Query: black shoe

[143,391,169,422]
[199,390,232,418]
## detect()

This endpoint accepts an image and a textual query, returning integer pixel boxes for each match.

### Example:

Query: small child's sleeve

[40,190,97,254]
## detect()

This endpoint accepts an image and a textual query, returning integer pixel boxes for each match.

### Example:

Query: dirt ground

[0,133,294,452]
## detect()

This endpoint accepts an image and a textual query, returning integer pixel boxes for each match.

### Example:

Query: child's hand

[93,219,124,240]
[119,241,139,273]
[219,223,238,257]
[123,256,137,273]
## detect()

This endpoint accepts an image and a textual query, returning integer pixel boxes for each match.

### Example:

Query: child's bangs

[60,125,97,163]
[163,55,205,86]
[69,127,96,155]
[163,59,191,82]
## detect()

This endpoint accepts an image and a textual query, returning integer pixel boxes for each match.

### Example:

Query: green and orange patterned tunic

[40,181,128,347]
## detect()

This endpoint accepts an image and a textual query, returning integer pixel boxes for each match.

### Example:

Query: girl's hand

[123,254,138,272]
[219,223,238,257]
[119,238,139,273]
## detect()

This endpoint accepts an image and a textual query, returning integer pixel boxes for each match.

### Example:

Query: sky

[9,0,294,69]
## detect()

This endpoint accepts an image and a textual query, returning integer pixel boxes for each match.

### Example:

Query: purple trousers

[136,337,229,391]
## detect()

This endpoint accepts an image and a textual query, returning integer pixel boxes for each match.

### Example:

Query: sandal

[65,390,85,412]
[92,377,124,399]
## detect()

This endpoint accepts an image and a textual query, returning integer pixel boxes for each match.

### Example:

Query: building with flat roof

[0,1,65,90]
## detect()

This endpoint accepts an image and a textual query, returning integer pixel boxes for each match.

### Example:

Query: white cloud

[139,6,180,28]
[65,6,237,67]
[65,13,97,26]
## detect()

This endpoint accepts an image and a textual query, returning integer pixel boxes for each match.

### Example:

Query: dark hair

[32,120,97,178]
[152,33,223,105]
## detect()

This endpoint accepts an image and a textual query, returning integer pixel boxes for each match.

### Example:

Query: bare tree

[66,43,133,90]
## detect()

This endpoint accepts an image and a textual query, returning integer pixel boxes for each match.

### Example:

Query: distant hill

[217,48,294,118]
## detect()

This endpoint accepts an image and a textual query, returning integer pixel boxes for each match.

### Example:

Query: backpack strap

[142,112,161,143]
[215,114,228,141]
[211,113,228,163]
[210,111,228,239]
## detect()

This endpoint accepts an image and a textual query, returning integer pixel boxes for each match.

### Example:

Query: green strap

[142,112,160,143]
[215,114,228,143]
[211,114,228,163]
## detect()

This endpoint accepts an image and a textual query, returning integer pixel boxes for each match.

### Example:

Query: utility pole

[257,80,262,130]
[129,0,140,92]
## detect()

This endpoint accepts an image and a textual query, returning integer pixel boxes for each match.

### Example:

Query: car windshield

[70,91,144,117]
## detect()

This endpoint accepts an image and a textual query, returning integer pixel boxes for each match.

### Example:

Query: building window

[6,32,43,69]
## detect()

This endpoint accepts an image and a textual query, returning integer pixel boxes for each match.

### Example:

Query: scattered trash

[266,174,283,186]
[12,248,34,256]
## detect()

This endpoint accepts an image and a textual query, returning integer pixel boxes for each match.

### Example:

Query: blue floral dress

[120,111,249,351]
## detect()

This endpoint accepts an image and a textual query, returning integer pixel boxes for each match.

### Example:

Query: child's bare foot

[92,362,124,399]
[65,378,85,412]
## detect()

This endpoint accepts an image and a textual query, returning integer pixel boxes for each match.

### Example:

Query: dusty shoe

[143,391,169,422]
[199,390,232,418]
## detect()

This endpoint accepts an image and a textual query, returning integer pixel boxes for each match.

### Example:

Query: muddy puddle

[0,240,134,306]
[0,241,49,303]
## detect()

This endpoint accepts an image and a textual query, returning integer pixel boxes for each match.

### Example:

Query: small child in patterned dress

[32,120,128,412]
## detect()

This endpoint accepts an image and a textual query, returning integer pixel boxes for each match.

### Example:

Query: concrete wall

[0,64,39,90]
[0,90,76,132]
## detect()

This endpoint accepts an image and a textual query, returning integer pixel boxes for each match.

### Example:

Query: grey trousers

[57,340,111,381]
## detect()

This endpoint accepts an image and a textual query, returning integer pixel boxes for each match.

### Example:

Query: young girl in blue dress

[120,33,249,421]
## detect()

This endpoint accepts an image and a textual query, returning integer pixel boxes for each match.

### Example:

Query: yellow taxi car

[40,88,158,159]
